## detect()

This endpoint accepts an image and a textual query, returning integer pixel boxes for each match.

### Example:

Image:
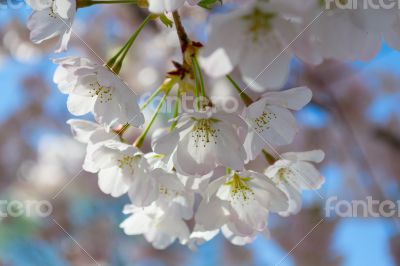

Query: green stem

[106,14,154,74]
[170,90,181,130]
[192,56,205,98]
[78,0,137,8]
[226,75,253,107]
[140,84,165,111]
[133,79,175,148]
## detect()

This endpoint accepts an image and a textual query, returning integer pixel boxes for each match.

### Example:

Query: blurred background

[1,2,400,266]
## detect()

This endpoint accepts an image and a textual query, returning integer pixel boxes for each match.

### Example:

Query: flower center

[117,155,137,173]
[225,173,255,203]
[159,185,179,197]
[242,8,275,42]
[253,111,277,134]
[191,118,220,148]
[88,81,113,103]
[274,168,293,184]
[48,0,57,18]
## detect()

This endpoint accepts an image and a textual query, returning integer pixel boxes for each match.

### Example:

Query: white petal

[175,132,217,175]
[244,105,297,158]
[221,224,256,246]
[120,212,152,235]
[200,11,247,77]
[151,128,179,155]
[282,150,325,163]
[262,87,312,111]
[27,10,65,44]
[67,94,94,116]
[195,197,228,230]
[289,161,325,190]
[278,183,302,217]
[67,119,99,143]
[239,35,292,92]
[98,167,129,197]
[148,0,186,13]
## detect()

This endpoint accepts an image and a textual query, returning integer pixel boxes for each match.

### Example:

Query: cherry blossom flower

[200,1,297,91]
[121,203,191,249]
[86,141,144,198]
[67,119,117,173]
[152,110,248,175]
[54,57,144,128]
[69,120,151,200]
[243,87,312,161]
[148,0,199,13]
[26,0,76,52]
[265,150,325,216]
[121,169,194,249]
[191,170,288,246]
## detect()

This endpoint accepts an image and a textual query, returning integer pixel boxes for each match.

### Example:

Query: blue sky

[1,6,399,266]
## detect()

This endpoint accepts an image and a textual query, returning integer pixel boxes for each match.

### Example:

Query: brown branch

[172,11,190,55]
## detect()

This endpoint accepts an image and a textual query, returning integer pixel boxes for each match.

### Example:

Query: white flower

[243,87,312,161]
[87,141,145,198]
[121,169,194,249]
[68,122,155,202]
[153,110,247,175]
[26,0,76,53]
[191,170,288,246]
[265,150,325,216]
[200,1,296,91]
[67,119,117,173]
[54,57,144,128]
[148,0,199,13]
[121,203,190,249]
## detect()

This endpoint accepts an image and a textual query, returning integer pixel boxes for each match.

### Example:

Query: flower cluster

[28,0,400,249]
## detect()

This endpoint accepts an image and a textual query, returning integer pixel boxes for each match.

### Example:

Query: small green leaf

[198,0,223,9]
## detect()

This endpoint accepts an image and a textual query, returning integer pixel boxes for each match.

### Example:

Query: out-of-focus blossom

[200,1,296,91]
[26,0,76,52]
